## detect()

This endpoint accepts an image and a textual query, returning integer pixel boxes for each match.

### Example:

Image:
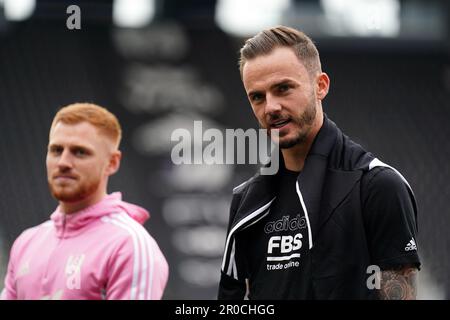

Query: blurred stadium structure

[0,0,449,299]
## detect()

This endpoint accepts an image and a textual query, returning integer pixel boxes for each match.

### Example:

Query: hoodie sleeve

[1,239,19,300]
[105,220,169,300]
[1,262,17,300]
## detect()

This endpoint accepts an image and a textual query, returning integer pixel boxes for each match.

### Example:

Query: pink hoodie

[1,192,168,300]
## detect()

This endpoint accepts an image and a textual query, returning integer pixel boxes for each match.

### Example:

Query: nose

[264,94,282,116]
[57,149,73,170]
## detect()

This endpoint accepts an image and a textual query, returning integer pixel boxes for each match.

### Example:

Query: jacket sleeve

[1,238,20,300]
[218,189,247,300]
[362,167,421,270]
[218,271,246,300]
[1,260,17,300]
[105,228,169,300]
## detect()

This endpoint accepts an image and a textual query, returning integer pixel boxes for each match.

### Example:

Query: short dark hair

[239,26,321,77]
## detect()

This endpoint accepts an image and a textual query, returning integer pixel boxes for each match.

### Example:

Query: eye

[49,146,63,155]
[250,93,264,103]
[277,83,290,93]
[73,148,89,157]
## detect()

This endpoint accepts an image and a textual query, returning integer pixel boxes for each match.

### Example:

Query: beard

[48,176,101,203]
[279,101,316,149]
[267,92,317,149]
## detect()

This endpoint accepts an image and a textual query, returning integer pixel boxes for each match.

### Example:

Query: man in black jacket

[218,26,420,299]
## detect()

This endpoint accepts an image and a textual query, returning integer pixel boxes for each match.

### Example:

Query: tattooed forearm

[379,266,418,300]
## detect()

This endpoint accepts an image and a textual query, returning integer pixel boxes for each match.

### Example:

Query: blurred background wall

[0,0,448,299]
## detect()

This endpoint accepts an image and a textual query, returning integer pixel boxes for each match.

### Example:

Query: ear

[105,150,122,176]
[316,72,330,101]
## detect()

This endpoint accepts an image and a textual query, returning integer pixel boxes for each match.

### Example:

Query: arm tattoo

[379,265,418,300]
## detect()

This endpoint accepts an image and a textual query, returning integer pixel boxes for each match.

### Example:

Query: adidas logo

[405,238,417,251]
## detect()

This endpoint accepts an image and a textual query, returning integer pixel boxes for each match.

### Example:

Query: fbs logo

[65,254,85,290]
[268,233,303,254]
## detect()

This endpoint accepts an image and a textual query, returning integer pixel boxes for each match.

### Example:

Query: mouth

[270,118,291,129]
[53,175,77,182]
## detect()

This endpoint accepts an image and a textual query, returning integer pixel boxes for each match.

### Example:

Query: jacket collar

[50,192,150,238]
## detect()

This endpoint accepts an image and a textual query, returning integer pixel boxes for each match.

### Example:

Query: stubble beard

[48,177,101,203]
[278,98,317,149]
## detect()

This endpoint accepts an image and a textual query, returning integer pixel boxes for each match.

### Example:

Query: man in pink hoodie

[1,103,169,300]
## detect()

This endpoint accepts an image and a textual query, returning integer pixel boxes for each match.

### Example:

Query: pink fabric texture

[1,192,168,300]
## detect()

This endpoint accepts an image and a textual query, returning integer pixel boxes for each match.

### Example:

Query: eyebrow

[247,78,296,97]
[48,143,94,153]
[270,79,295,90]
[48,143,61,149]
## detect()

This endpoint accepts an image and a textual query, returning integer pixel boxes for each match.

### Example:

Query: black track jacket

[218,116,420,299]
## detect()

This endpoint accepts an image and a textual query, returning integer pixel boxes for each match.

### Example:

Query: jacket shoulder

[8,220,53,257]
[232,172,261,196]
[331,131,375,172]
[98,212,165,254]
[362,165,414,200]
[17,220,53,242]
